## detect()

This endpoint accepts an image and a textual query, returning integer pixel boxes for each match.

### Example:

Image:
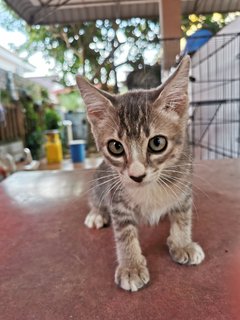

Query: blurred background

[0,0,240,180]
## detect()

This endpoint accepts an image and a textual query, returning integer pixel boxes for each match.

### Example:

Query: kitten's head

[76,56,190,187]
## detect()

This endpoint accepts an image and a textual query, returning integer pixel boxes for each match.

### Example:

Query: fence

[0,68,25,145]
[160,32,240,160]
[0,104,25,143]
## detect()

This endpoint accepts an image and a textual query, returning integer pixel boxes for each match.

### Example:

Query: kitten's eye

[148,135,167,153]
[107,140,124,157]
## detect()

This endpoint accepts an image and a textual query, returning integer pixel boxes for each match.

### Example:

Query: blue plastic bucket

[70,140,86,163]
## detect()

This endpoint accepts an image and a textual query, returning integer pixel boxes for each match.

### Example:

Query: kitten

[76,56,205,292]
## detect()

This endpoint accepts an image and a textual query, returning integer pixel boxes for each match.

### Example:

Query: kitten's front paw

[115,259,150,292]
[84,210,109,229]
[168,240,205,265]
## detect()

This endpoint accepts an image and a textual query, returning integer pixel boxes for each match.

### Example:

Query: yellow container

[45,130,63,164]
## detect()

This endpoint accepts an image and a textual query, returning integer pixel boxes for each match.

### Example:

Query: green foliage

[41,88,50,101]
[182,13,228,36]
[20,94,44,159]
[58,90,84,111]
[25,128,43,160]
[44,108,61,130]
[0,89,12,105]
[18,88,52,159]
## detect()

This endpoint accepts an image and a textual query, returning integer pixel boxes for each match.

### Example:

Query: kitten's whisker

[159,173,198,216]
[169,162,208,168]
[164,165,212,183]
[161,170,212,201]
[151,170,198,215]
[157,176,182,210]
[160,173,191,191]
[92,169,116,172]
[97,178,120,209]
[87,173,119,185]
[110,180,122,209]
[159,174,190,201]
[97,182,116,215]
[97,179,122,216]
[163,168,214,192]
[81,176,120,197]
[93,168,120,174]
[84,175,119,191]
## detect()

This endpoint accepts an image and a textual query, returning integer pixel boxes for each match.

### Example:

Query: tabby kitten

[76,56,205,292]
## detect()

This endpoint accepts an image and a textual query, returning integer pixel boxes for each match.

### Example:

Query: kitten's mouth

[128,179,152,187]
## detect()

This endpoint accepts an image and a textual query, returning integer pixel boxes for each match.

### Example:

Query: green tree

[1,0,240,91]
[0,0,160,91]
[19,19,160,91]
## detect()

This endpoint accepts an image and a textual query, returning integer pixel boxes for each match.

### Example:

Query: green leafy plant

[44,108,61,130]
[0,89,12,105]
[20,92,45,159]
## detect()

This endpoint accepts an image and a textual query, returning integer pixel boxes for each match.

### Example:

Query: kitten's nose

[129,174,146,183]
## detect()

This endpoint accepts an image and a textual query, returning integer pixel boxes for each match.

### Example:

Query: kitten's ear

[76,76,115,123]
[153,55,190,118]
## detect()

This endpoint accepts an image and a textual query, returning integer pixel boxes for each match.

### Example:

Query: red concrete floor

[0,159,240,320]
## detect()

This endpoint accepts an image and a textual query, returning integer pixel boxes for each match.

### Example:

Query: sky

[0,25,139,84]
[0,26,53,76]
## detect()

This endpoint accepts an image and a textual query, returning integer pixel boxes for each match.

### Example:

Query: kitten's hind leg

[167,204,205,265]
[84,205,110,229]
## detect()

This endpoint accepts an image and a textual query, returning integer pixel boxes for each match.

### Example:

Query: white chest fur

[126,182,179,225]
